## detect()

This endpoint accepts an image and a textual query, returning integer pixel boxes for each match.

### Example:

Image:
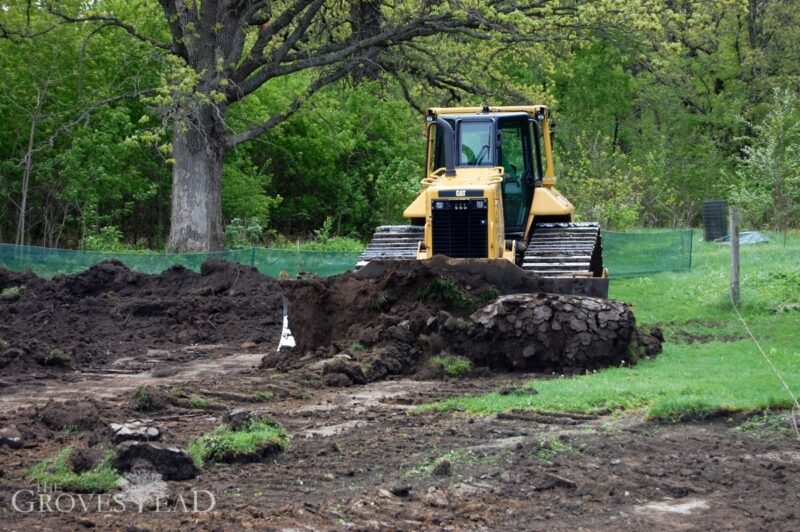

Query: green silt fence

[601,229,693,278]
[0,244,360,279]
[1,229,692,280]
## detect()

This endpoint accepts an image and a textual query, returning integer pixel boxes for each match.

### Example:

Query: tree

[8,0,671,251]
[730,88,800,235]
[38,1,504,250]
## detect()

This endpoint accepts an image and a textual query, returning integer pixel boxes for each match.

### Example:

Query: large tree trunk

[166,105,225,252]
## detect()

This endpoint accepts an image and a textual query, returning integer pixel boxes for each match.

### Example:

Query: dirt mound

[1,257,662,383]
[0,259,284,375]
[269,258,661,382]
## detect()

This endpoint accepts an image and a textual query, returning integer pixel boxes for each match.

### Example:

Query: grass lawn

[427,231,800,419]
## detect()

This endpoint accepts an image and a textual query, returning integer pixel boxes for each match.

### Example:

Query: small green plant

[57,425,82,436]
[45,348,71,366]
[28,447,120,493]
[131,386,154,411]
[536,436,572,463]
[404,448,478,478]
[171,387,188,398]
[249,390,274,402]
[187,419,289,467]
[350,342,366,353]
[478,288,501,306]
[430,354,472,377]
[1,286,21,298]
[418,279,473,310]
[734,412,790,439]
[187,394,211,409]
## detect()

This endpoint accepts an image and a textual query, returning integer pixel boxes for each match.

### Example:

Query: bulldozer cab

[427,112,545,237]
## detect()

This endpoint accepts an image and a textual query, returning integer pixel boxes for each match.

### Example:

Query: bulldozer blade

[355,256,609,299]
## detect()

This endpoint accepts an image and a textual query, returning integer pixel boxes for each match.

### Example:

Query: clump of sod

[431,354,472,377]
[28,447,120,493]
[188,418,289,467]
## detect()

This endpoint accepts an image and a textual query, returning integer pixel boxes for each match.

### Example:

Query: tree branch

[47,6,173,52]
[226,62,359,148]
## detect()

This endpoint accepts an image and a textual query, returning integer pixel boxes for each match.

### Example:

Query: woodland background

[1,0,798,251]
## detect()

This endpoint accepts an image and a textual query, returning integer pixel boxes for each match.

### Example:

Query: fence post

[730,205,740,305]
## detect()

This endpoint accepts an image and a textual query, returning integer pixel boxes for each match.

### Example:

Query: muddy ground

[0,353,798,530]
[0,261,796,530]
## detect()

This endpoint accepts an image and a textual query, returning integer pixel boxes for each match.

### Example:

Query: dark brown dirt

[0,259,284,376]
[1,258,660,384]
[0,368,797,530]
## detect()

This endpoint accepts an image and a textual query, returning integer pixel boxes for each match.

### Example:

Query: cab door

[497,117,533,235]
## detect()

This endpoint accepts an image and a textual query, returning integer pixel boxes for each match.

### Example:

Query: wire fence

[0,229,693,279]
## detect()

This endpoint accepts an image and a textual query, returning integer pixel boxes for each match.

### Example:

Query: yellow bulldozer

[358,105,608,297]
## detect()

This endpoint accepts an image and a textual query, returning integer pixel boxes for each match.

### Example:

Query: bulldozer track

[357,225,423,267]
[523,222,603,277]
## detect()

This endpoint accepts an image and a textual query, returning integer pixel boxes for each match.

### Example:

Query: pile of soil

[0,259,284,375]
[0,257,662,382]
[268,257,662,383]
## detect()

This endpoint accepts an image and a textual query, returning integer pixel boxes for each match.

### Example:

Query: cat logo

[455,189,466,197]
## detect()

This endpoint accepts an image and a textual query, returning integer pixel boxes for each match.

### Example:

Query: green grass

[430,354,472,377]
[131,386,154,411]
[426,231,800,419]
[249,390,275,402]
[187,394,211,409]
[404,448,480,478]
[187,419,289,467]
[28,447,120,493]
[535,435,572,463]
[418,279,474,310]
[1,286,21,298]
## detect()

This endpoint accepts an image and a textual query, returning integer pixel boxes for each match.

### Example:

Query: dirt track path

[0,347,264,409]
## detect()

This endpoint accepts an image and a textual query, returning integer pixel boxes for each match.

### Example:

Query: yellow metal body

[403,106,574,262]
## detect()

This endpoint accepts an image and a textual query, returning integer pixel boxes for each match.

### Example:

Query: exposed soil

[1,258,661,386]
[0,259,284,377]
[0,360,797,530]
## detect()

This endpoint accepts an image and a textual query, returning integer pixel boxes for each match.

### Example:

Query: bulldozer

[358,105,608,298]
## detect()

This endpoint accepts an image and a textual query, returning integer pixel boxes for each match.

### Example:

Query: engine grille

[431,199,488,258]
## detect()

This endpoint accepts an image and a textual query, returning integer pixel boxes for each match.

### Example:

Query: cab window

[459,121,492,166]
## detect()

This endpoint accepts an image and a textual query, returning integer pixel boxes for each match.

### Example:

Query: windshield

[459,121,492,166]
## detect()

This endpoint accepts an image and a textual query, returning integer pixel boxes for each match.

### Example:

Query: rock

[307,354,352,372]
[424,488,449,508]
[0,425,23,449]
[113,442,198,481]
[433,459,452,477]
[109,420,161,443]
[390,485,412,497]
[321,359,366,386]
[543,472,577,489]
[323,372,353,387]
